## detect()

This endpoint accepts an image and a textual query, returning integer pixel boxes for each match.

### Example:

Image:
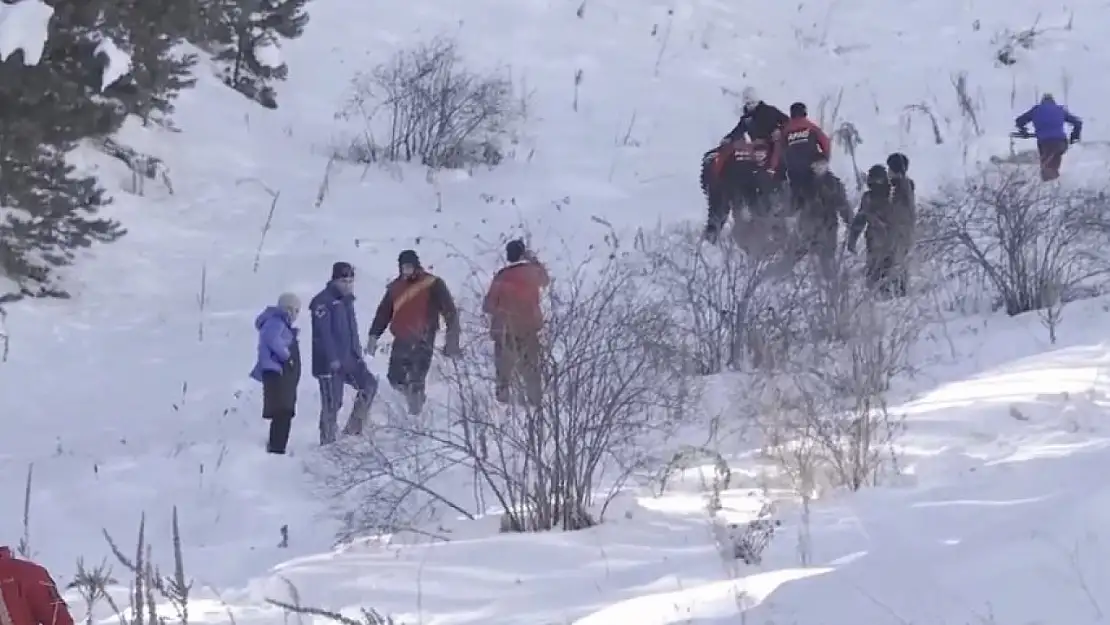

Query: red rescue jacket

[483,261,550,336]
[770,117,831,171]
[0,547,74,625]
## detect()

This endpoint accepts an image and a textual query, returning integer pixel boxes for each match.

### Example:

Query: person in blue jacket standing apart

[1015,93,1082,181]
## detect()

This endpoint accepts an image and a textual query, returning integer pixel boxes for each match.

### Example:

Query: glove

[364,335,378,356]
[1069,130,1080,144]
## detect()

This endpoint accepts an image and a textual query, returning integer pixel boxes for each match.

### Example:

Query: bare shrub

[917,164,1110,316]
[752,274,922,500]
[268,578,396,624]
[64,508,194,625]
[17,463,32,557]
[900,103,943,145]
[336,36,519,169]
[726,502,781,565]
[632,224,778,374]
[101,508,192,625]
[951,71,983,138]
[992,22,1042,66]
[0,304,8,361]
[316,243,697,537]
[832,122,864,190]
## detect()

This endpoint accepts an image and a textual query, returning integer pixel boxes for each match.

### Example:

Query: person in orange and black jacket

[366,250,461,415]
[770,102,831,212]
[483,239,549,406]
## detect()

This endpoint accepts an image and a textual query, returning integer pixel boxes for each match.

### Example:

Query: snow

[0,0,53,66]
[253,36,282,69]
[4,0,1110,623]
[94,35,132,92]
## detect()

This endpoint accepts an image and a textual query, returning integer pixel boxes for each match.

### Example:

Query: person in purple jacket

[250,293,302,454]
[1015,94,1082,181]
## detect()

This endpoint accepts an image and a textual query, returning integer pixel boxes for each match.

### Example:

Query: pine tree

[99,0,199,125]
[202,0,310,108]
[0,0,127,295]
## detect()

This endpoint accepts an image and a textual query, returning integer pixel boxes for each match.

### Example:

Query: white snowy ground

[3,0,1110,622]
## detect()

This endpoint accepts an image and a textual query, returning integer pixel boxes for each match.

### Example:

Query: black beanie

[331,261,354,280]
[867,164,889,186]
[886,152,909,174]
[789,101,807,118]
[506,239,526,263]
[398,249,420,267]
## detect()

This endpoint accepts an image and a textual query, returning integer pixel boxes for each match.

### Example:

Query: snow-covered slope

[3,0,1110,622]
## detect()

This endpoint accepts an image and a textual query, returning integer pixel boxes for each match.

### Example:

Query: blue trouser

[317,360,378,444]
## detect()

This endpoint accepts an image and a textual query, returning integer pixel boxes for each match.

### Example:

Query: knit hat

[331,261,354,280]
[506,239,526,263]
[741,86,759,107]
[789,101,807,118]
[398,249,420,268]
[277,292,301,314]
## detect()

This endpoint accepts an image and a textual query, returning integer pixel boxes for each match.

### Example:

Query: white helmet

[741,87,760,110]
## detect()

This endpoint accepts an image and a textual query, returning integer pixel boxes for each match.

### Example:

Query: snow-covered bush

[336,36,520,169]
[316,243,697,537]
[632,224,779,375]
[727,503,781,565]
[917,164,1110,316]
[991,24,1041,66]
[749,271,923,494]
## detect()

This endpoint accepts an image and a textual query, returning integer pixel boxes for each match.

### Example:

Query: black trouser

[866,251,908,297]
[388,337,435,413]
[266,414,293,454]
[262,370,298,454]
[787,168,816,211]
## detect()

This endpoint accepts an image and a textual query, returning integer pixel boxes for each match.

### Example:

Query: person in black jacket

[722,87,790,144]
[250,293,303,454]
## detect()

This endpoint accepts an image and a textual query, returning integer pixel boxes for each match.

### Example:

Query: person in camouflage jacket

[846,157,915,297]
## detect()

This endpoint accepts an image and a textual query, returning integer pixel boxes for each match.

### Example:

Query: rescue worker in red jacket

[770,102,831,211]
[366,249,461,415]
[0,546,74,625]
[483,239,549,406]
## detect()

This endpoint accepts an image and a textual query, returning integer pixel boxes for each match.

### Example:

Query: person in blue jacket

[250,293,302,454]
[309,261,378,445]
[1015,94,1082,181]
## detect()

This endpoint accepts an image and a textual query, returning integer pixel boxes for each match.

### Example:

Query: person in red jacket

[770,102,831,211]
[483,239,549,406]
[0,547,74,625]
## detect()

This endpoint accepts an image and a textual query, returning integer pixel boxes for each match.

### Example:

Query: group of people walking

[703,87,918,294]
[248,242,550,454]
